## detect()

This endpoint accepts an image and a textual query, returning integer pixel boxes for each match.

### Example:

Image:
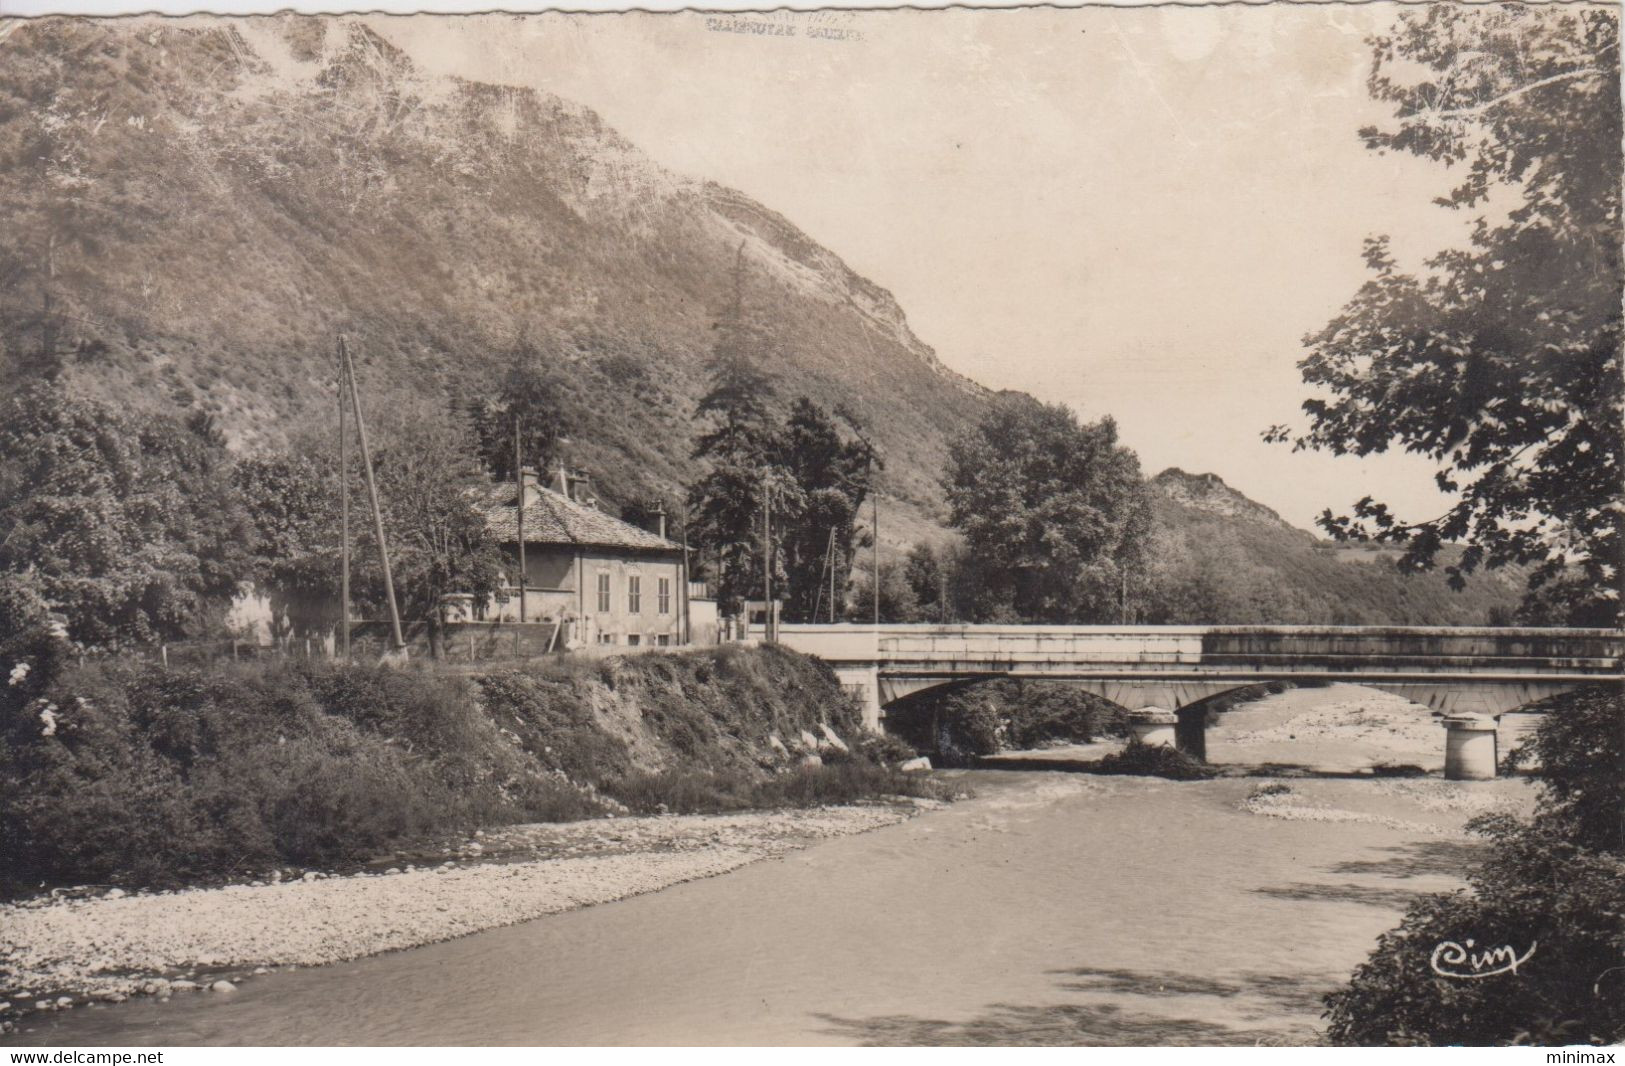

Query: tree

[774,399,875,623]
[470,343,572,482]
[241,397,506,656]
[903,543,944,620]
[687,251,782,616]
[1268,7,1621,625]
[0,383,256,646]
[946,394,1152,623]
[359,398,508,656]
[845,559,920,625]
[236,451,345,642]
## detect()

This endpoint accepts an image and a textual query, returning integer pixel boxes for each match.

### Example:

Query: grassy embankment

[0,644,935,897]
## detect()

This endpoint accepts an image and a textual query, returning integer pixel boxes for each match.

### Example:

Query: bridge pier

[832,664,884,732]
[1127,708,1179,748]
[1442,713,1499,781]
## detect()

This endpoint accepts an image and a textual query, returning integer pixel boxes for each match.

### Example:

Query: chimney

[654,502,668,540]
[567,470,597,508]
[554,460,569,496]
[518,465,539,506]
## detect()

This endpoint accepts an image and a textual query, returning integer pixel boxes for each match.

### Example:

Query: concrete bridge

[776,624,1624,777]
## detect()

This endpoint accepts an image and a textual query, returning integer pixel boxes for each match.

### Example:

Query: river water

[14,687,1515,1046]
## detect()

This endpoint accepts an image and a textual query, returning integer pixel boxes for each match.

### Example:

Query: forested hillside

[0,16,984,539]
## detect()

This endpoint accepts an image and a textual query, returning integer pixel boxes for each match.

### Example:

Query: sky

[375,6,1480,532]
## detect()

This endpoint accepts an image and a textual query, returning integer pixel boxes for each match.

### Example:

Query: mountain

[0,15,984,546]
[1146,469,1524,626]
[0,17,1523,626]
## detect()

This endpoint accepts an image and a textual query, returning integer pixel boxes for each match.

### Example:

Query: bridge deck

[777,624,1624,724]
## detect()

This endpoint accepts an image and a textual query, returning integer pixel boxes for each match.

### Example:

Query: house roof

[475,483,680,554]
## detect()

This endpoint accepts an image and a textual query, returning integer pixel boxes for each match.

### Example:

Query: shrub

[1324,685,1625,1046]
[1084,740,1217,780]
[600,760,948,815]
[0,644,913,894]
[885,679,1120,761]
[1324,818,1625,1045]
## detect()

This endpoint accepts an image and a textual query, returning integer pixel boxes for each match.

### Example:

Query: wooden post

[679,502,692,646]
[514,414,527,624]
[338,338,351,663]
[761,478,773,642]
[341,336,406,656]
[871,455,879,627]
[160,644,168,670]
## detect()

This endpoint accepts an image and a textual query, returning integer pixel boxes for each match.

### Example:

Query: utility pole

[514,413,527,624]
[871,452,880,627]
[812,526,835,626]
[679,500,692,646]
[338,339,351,662]
[340,336,406,657]
[830,537,838,624]
[761,477,773,642]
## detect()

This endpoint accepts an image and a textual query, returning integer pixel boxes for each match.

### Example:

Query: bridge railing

[778,623,1624,675]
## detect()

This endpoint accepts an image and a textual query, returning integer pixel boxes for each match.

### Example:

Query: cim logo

[1430,938,1537,979]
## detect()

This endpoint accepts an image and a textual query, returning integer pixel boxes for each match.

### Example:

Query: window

[596,572,611,614]
[627,634,641,647]
[657,577,671,615]
[656,634,671,647]
[628,575,641,614]
[597,632,616,646]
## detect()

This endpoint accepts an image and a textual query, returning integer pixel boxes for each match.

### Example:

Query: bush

[0,659,607,892]
[0,644,913,894]
[1324,818,1625,1045]
[1324,685,1625,1046]
[885,679,1121,761]
[1084,740,1217,780]
[600,760,947,815]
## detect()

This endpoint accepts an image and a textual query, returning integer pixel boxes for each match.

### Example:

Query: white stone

[210,981,236,994]
[819,724,850,752]
[898,756,932,773]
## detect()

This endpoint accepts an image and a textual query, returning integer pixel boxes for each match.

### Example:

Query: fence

[76,618,729,670]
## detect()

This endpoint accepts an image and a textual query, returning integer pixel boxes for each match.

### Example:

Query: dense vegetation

[0,625,931,895]
[1324,685,1625,1045]
[894,468,1523,626]
[942,393,1151,623]
[884,678,1130,764]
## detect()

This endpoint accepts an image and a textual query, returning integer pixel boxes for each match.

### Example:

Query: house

[472,466,701,648]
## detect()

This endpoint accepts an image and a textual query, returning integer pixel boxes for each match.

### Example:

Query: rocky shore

[0,801,934,1029]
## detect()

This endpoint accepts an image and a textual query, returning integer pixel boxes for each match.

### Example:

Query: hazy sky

[376,6,1478,531]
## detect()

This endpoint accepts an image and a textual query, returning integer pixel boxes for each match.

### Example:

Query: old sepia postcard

[0,0,1619,1054]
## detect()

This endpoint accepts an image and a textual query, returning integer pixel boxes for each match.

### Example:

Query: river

[11,686,1521,1046]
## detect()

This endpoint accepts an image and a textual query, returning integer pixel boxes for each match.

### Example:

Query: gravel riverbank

[0,802,931,1025]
